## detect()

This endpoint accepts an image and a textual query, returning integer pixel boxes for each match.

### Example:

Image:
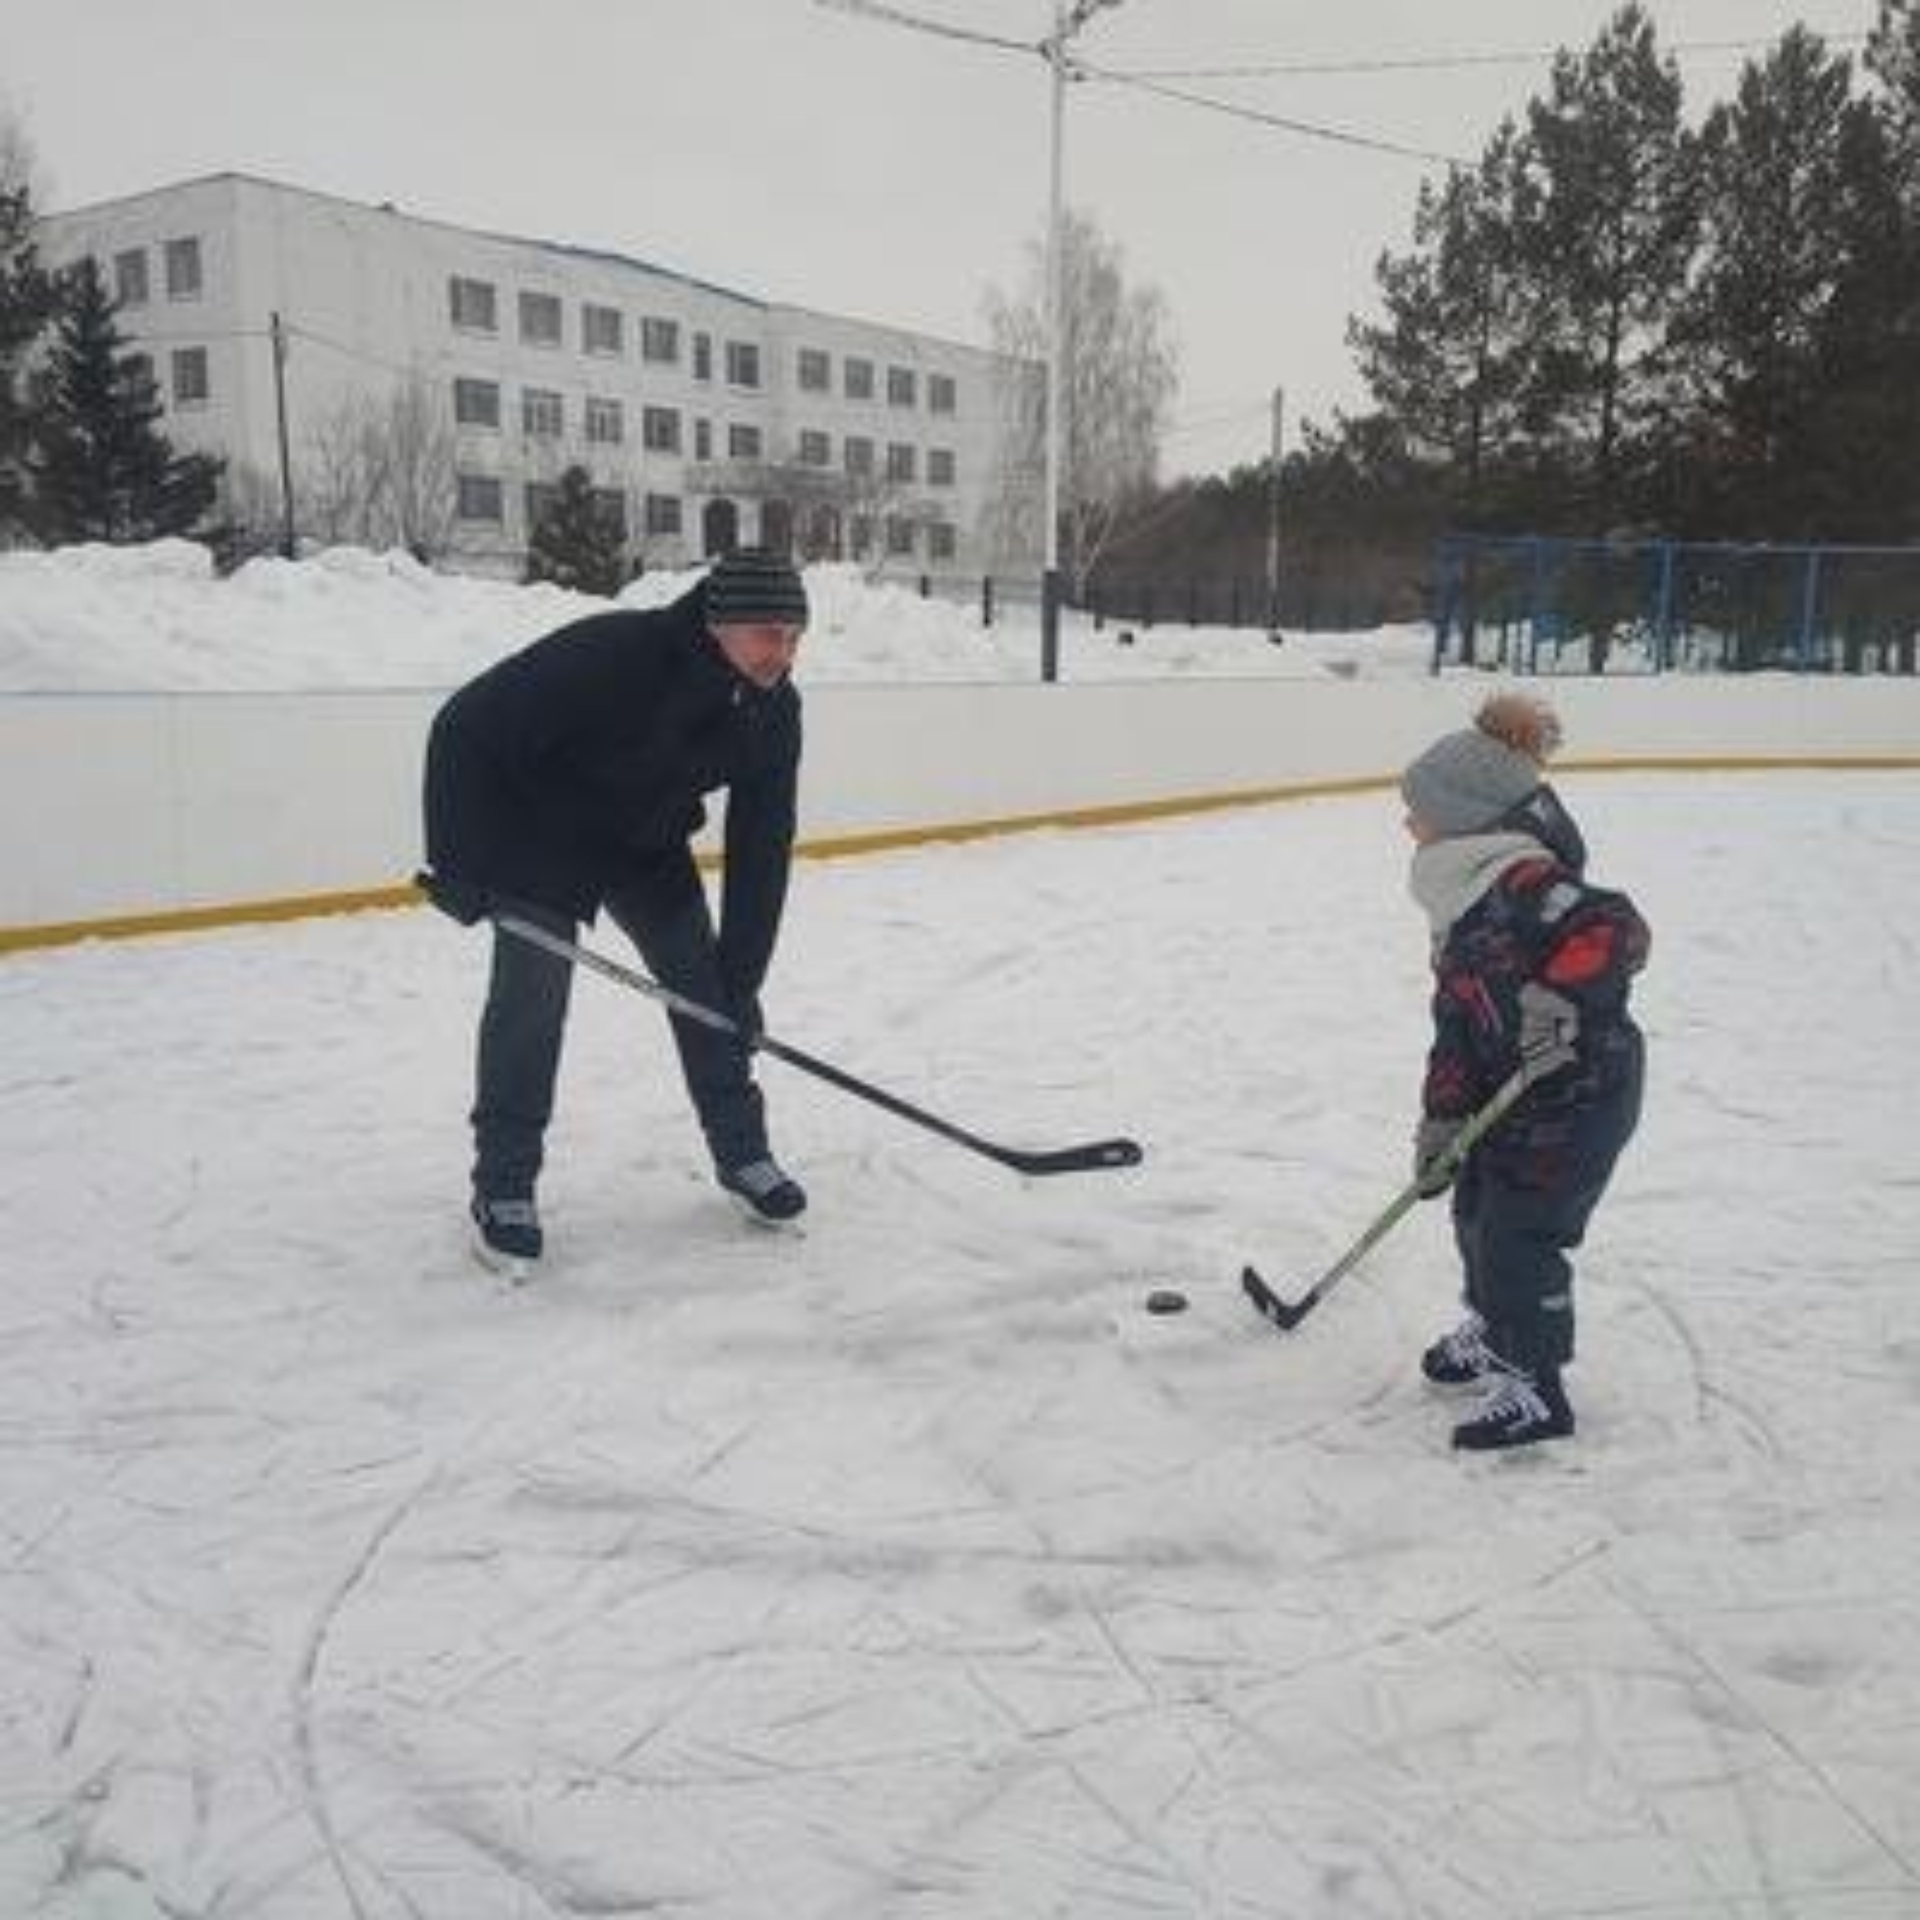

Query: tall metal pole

[269,311,296,560]
[1264,383,1285,641]
[1040,0,1068,683]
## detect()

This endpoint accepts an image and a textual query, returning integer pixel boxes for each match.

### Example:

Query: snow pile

[0,539,1437,692]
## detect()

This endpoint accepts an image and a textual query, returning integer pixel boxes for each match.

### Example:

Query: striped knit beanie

[705,548,809,628]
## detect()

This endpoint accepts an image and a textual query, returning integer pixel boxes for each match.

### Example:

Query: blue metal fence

[1432,535,1920,675]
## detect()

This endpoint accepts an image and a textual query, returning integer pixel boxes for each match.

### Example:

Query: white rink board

[2,675,1917,929]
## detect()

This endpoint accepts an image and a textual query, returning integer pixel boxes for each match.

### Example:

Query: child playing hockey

[1401,694,1648,1451]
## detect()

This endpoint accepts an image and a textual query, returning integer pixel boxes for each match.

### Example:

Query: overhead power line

[808,0,1036,56]
[1086,66,1466,166]
[811,0,1462,168]
[1115,32,1871,83]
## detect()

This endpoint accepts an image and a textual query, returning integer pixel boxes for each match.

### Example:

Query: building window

[519,290,563,346]
[693,331,713,381]
[457,473,504,522]
[170,347,209,406]
[724,340,761,388]
[885,515,916,556]
[585,396,625,445]
[886,442,916,483]
[643,405,682,454]
[887,365,917,408]
[449,276,497,332]
[798,429,831,467]
[849,515,873,559]
[645,492,683,536]
[583,303,624,355]
[114,249,149,307]
[524,481,558,530]
[929,373,957,415]
[522,388,564,438]
[694,417,713,461]
[164,237,203,300]
[928,447,956,487]
[797,347,831,392]
[843,435,874,476]
[928,522,957,561]
[844,357,874,401]
[642,316,680,364]
[594,489,629,541]
[727,422,762,461]
[453,377,501,428]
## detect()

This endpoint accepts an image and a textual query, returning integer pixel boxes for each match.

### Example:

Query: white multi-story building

[36,172,1025,577]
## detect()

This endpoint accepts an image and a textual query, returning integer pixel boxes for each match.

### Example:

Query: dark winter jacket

[1423,850,1649,1129]
[423,581,800,997]
[1497,782,1587,875]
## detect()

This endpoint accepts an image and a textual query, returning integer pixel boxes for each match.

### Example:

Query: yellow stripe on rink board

[3,755,1917,955]
[0,884,425,955]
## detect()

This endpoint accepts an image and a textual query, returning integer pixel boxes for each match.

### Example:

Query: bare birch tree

[298,373,456,560]
[983,209,1179,592]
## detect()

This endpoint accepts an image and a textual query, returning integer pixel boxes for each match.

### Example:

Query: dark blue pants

[1452,1038,1643,1374]
[470,865,765,1200]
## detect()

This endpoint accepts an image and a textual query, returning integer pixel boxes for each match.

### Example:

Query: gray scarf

[1409,831,1543,943]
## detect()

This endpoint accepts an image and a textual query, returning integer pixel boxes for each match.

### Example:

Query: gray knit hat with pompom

[1401,717,1543,836]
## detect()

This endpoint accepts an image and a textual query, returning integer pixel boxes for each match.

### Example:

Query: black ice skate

[471,1195,543,1281]
[1421,1310,1493,1388]
[1451,1365,1575,1452]
[718,1156,808,1226]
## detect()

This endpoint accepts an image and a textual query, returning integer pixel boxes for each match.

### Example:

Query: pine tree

[1870,0,1920,142]
[29,258,222,544]
[1677,28,1859,536]
[1350,120,1542,529]
[1813,0,1920,539]
[523,464,625,595]
[1521,3,1699,528]
[0,164,54,539]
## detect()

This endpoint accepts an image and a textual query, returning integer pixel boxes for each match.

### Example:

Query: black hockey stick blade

[1242,1264,1318,1332]
[996,1136,1144,1177]
[760,1035,1143,1177]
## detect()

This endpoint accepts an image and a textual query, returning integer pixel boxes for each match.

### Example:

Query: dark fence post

[981,575,994,628]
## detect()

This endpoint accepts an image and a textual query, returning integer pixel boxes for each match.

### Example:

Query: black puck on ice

[1144,1288,1189,1315]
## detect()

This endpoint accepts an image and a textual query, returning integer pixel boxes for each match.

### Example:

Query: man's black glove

[1412,1114,1466,1198]
[415,868,493,928]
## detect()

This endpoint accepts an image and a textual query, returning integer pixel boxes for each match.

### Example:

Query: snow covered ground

[5,769,1919,1919]
[0,541,1435,693]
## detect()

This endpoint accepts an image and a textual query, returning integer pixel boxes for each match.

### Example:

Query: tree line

[1098,1,1920,623]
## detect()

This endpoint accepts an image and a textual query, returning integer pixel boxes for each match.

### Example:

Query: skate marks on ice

[3,779,1920,1914]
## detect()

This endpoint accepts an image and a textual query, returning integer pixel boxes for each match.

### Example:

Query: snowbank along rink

[5,765,1920,1917]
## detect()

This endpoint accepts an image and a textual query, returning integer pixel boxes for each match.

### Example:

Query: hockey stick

[493,911,1144,1178]
[1241,1067,1531,1332]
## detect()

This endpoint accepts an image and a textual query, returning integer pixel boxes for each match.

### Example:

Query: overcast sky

[7,0,1879,476]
